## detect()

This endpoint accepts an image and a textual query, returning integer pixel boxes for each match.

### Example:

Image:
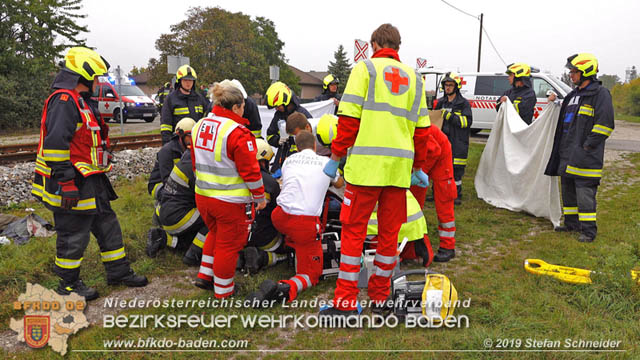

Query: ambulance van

[420,68,572,133]
[92,76,158,123]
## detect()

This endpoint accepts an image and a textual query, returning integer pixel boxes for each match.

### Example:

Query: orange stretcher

[524,259,639,285]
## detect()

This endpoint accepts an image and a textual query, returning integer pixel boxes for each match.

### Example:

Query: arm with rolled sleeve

[227,127,265,201]
[584,89,615,149]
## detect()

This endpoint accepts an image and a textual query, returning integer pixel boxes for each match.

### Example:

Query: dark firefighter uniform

[243,167,287,273]
[148,136,185,201]
[496,63,537,125]
[156,83,171,111]
[244,96,263,139]
[32,50,146,297]
[545,80,614,241]
[160,89,208,144]
[157,151,206,264]
[265,83,312,171]
[434,91,472,202]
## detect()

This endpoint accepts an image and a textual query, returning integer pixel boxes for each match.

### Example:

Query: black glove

[58,180,79,210]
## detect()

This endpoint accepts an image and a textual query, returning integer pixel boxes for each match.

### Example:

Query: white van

[419,69,572,133]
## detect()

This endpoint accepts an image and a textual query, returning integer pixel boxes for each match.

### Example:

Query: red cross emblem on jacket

[384,68,409,94]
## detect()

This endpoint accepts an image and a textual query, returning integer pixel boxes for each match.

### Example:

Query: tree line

[0,3,352,130]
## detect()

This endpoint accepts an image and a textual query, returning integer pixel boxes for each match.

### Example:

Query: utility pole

[477,13,483,72]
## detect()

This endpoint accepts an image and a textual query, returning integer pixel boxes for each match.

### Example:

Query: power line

[440,0,479,20]
[439,0,508,68]
[482,26,508,67]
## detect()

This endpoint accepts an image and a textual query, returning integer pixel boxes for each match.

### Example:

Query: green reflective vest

[367,190,427,242]
[338,57,430,187]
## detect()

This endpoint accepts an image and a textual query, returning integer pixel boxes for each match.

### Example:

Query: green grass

[616,114,640,123]
[1,146,639,359]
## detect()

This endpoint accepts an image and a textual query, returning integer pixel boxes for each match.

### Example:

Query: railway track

[0,134,162,164]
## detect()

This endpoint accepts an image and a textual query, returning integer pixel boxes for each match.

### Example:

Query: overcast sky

[80,0,639,81]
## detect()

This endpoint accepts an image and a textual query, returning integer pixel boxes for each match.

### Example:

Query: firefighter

[156,150,207,266]
[246,131,344,306]
[411,125,458,262]
[265,82,312,173]
[192,81,266,297]
[242,139,288,274]
[314,74,341,114]
[286,111,332,156]
[367,190,434,267]
[147,117,196,204]
[32,47,147,300]
[146,117,199,259]
[497,62,537,125]
[156,82,171,111]
[320,24,430,316]
[544,54,614,243]
[160,65,209,144]
[434,72,472,205]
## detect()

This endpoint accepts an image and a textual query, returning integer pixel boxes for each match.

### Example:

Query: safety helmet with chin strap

[175,117,196,148]
[265,81,292,109]
[316,113,338,146]
[175,65,197,91]
[255,138,274,162]
[62,47,110,88]
[505,63,531,78]
[323,74,339,91]
[566,53,598,85]
[440,71,462,91]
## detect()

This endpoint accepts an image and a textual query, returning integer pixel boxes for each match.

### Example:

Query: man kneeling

[247,130,343,305]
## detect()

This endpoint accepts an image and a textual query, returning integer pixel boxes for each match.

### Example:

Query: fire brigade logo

[24,315,50,348]
[383,66,410,95]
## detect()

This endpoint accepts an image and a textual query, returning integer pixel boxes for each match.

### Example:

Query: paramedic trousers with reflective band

[411,183,456,250]
[196,195,252,298]
[561,176,598,238]
[334,184,406,311]
[53,207,131,283]
[271,206,322,301]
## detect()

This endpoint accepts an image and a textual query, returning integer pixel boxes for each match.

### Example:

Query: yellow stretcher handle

[525,259,640,285]
[524,259,592,284]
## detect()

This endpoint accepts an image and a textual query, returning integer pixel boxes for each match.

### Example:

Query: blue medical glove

[411,172,422,186]
[323,159,339,178]
[413,169,429,188]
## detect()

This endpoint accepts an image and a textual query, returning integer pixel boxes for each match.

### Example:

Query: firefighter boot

[243,247,268,274]
[554,225,581,232]
[246,280,290,308]
[182,244,202,267]
[433,248,456,263]
[107,270,149,287]
[454,185,462,205]
[56,279,99,301]
[236,250,246,272]
[146,228,166,258]
[578,233,596,243]
[194,278,213,291]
